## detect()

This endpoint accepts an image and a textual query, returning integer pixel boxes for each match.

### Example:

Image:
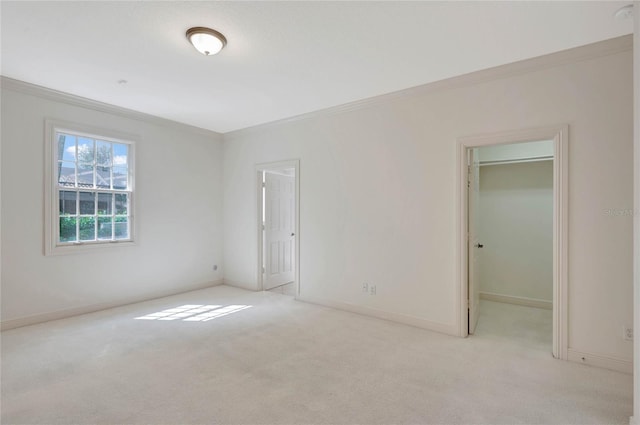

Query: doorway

[457,126,568,360]
[472,142,554,351]
[256,160,300,297]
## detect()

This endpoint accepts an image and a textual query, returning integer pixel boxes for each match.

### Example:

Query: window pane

[77,163,94,188]
[58,134,76,161]
[97,216,113,239]
[59,217,77,242]
[115,193,127,215]
[96,141,112,166]
[112,166,128,190]
[96,166,111,188]
[59,191,77,215]
[113,143,128,166]
[78,217,95,241]
[98,193,112,215]
[114,217,129,239]
[58,162,76,187]
[51,131,134,250]
[79,192,95,215]
[77,137,94,163]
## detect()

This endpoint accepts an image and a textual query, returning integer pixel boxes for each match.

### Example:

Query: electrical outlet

[370,285,376,295]
[624,326,633,341]
[362,283,368,293]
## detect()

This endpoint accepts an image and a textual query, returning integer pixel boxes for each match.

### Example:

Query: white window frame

[44,119,137,255]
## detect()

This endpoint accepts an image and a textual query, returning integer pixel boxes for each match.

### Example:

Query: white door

[264,172,295,290]
[468,148,482,334]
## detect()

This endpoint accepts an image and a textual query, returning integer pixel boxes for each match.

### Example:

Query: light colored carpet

[1,285,632,424]
[267,282,296,297]
[475,299,552,353]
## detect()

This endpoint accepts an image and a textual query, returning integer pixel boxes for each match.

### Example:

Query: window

[45,121,135,255]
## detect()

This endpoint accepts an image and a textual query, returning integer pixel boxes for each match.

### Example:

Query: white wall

[478,161,553,302]
[0,84,224,326]
[223,37,633,363]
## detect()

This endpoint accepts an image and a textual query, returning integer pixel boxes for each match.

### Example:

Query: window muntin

[53,130,133,246]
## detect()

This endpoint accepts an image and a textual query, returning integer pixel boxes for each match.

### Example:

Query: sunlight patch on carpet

[135,304,252,322]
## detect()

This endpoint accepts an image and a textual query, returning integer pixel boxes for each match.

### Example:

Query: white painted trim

[480,292,552,310]
[298,295,457,337]
[456,124,569,362]
[633,2,640,424]
[457,141,470,338]
[2,77,222,138]
[0,67,2,337]
[256,170,264,291]
[567,348,632,375]
[554,126,570,361]
[0,280,224,331]
[224,35,631,140]
[255,159,301,298]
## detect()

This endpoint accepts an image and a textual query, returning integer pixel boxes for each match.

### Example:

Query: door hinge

[262,182,266,188]
[262,266,265,273]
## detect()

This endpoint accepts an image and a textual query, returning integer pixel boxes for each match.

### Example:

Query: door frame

[467,147,481,335]
[256,159,300,297]
[456,125,568,360]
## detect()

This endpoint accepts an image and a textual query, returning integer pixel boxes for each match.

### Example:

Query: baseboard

[0,279,224,331]
[222,279,258,291]
[480,291,552,310]
[567,348,632,374]
[297,295,458,337]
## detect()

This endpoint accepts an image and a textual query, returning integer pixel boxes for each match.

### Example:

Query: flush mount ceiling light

[186,27,227,56]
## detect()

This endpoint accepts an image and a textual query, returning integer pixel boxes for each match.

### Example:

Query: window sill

[45,239,137,256]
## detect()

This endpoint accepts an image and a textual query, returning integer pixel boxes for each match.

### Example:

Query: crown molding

[0,76,223,139]
[225,34,632,140]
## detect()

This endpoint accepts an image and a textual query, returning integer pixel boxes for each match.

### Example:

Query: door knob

[474,243,484,248]
[291,233,295,236]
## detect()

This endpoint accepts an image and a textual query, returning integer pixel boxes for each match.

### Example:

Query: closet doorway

[458,126,568,359]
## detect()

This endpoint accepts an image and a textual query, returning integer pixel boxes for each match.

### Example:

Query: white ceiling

[0,1,633,134]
